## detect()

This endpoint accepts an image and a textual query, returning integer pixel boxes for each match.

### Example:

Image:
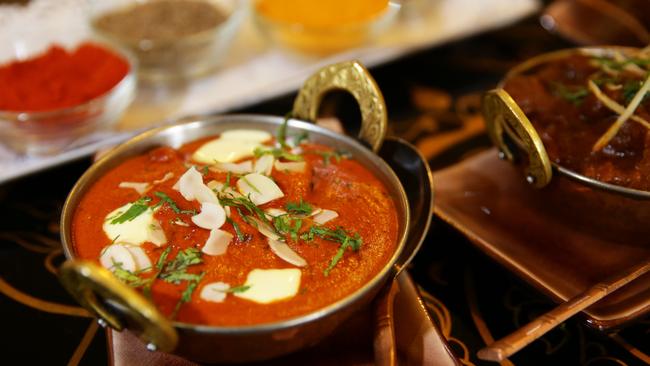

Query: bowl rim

[60,113,410,335]
[0,38,137,117]
[496,45,650,200]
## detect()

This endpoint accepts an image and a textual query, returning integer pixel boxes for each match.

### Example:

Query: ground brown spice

[93,0,225,42]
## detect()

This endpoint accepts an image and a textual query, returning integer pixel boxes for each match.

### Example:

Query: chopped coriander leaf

[225,171,232,189]
[225,285,250,293]
[623,80,650,103]
[550,82,589,105]
[313,150,351,166]
[293,131,309,146]
[154,191,197,215]
[299,225,362,275]
[171,272,204,319]
[226,216,245,241]
[324,245,346,276]
[111,261,149,287]
[240,176,261,194]
[273,215,291,234]
[156,246,173,271]
[323,233,362,276]
[286,199,313,215]
[218,194,273,227]
[253,147,303,161]
[291,219,302,241]
[110,197,152,224]
[160,248,203,284]
[593,56,650,70]
[277,112,292,148]
[301,226,362,249]
[201,166,209,176]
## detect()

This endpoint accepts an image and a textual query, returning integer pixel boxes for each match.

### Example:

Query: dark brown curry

[503,49,650,190]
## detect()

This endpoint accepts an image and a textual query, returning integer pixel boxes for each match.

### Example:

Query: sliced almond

[175,167,218,204]
[274,161,306,173]
[192,202,227,230]
[313,209,339,225]
[100,244,136,272]
[265,208,287,219]
[268,238,307,267]
[210,161,253,175]
[124,245,152,271]
[202,229,233,256]
[237,173,284,205]
[249,217,282,241]
[200,282,230,303]
[153,172,174,185]
[254,154,274,175]
[118,182,150,195]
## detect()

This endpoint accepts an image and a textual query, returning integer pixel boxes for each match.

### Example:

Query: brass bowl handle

[59,260,178,353]
[482,88,553,188]
[292,60,388,152]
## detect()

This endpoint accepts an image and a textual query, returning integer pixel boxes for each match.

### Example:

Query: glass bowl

[0,37,136,156]
[87,0,246,81]
[252,0,400,55]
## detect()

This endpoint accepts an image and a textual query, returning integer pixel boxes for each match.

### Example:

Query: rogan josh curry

[503,49,650,191]
[71,122,399,326]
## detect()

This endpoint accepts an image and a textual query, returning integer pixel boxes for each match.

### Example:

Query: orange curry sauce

[72,136,398,326]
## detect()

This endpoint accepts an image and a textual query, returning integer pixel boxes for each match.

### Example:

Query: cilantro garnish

[225,172,232,189]
[240,176,261,194]
[225,285,250,293]
[226,216,246,242]
[277,112,292,148]
[550,82,589,106]
[160,248,203,284]
[171,272,204,319]
[293,131,309,146]
[218,194,273,227]
[300,226,362,276]
[312,150,351,166]
[110,197,152,224]
[285,199,313,216]
[110,247,204,319]
[154,191,197,215]
[253,147,303,161]
[622,80,650,104]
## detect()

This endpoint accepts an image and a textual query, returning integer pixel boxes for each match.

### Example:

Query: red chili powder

[0,42,130,112]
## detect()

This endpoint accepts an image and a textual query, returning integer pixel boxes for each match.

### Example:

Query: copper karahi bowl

[483,47,650,240]
[56,61,415,363]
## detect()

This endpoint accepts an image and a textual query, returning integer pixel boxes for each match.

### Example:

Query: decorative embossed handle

[482,89,552,188]
[59,260,178,353]
[293,60,387,152]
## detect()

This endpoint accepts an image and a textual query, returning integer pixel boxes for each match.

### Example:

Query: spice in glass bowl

[254,0,397,54]
[0,42,130,111]
[92,0,226,43]
[90,0,241,80]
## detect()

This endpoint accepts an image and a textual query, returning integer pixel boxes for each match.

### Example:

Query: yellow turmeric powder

[255,0,392,54]
[256,0,389,28]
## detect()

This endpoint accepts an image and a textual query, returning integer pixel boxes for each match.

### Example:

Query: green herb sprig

[550,82,589,106]
[301,226,362,276]
[285,199,313,216]
[154,191,197,215]
[110,197,152,224]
